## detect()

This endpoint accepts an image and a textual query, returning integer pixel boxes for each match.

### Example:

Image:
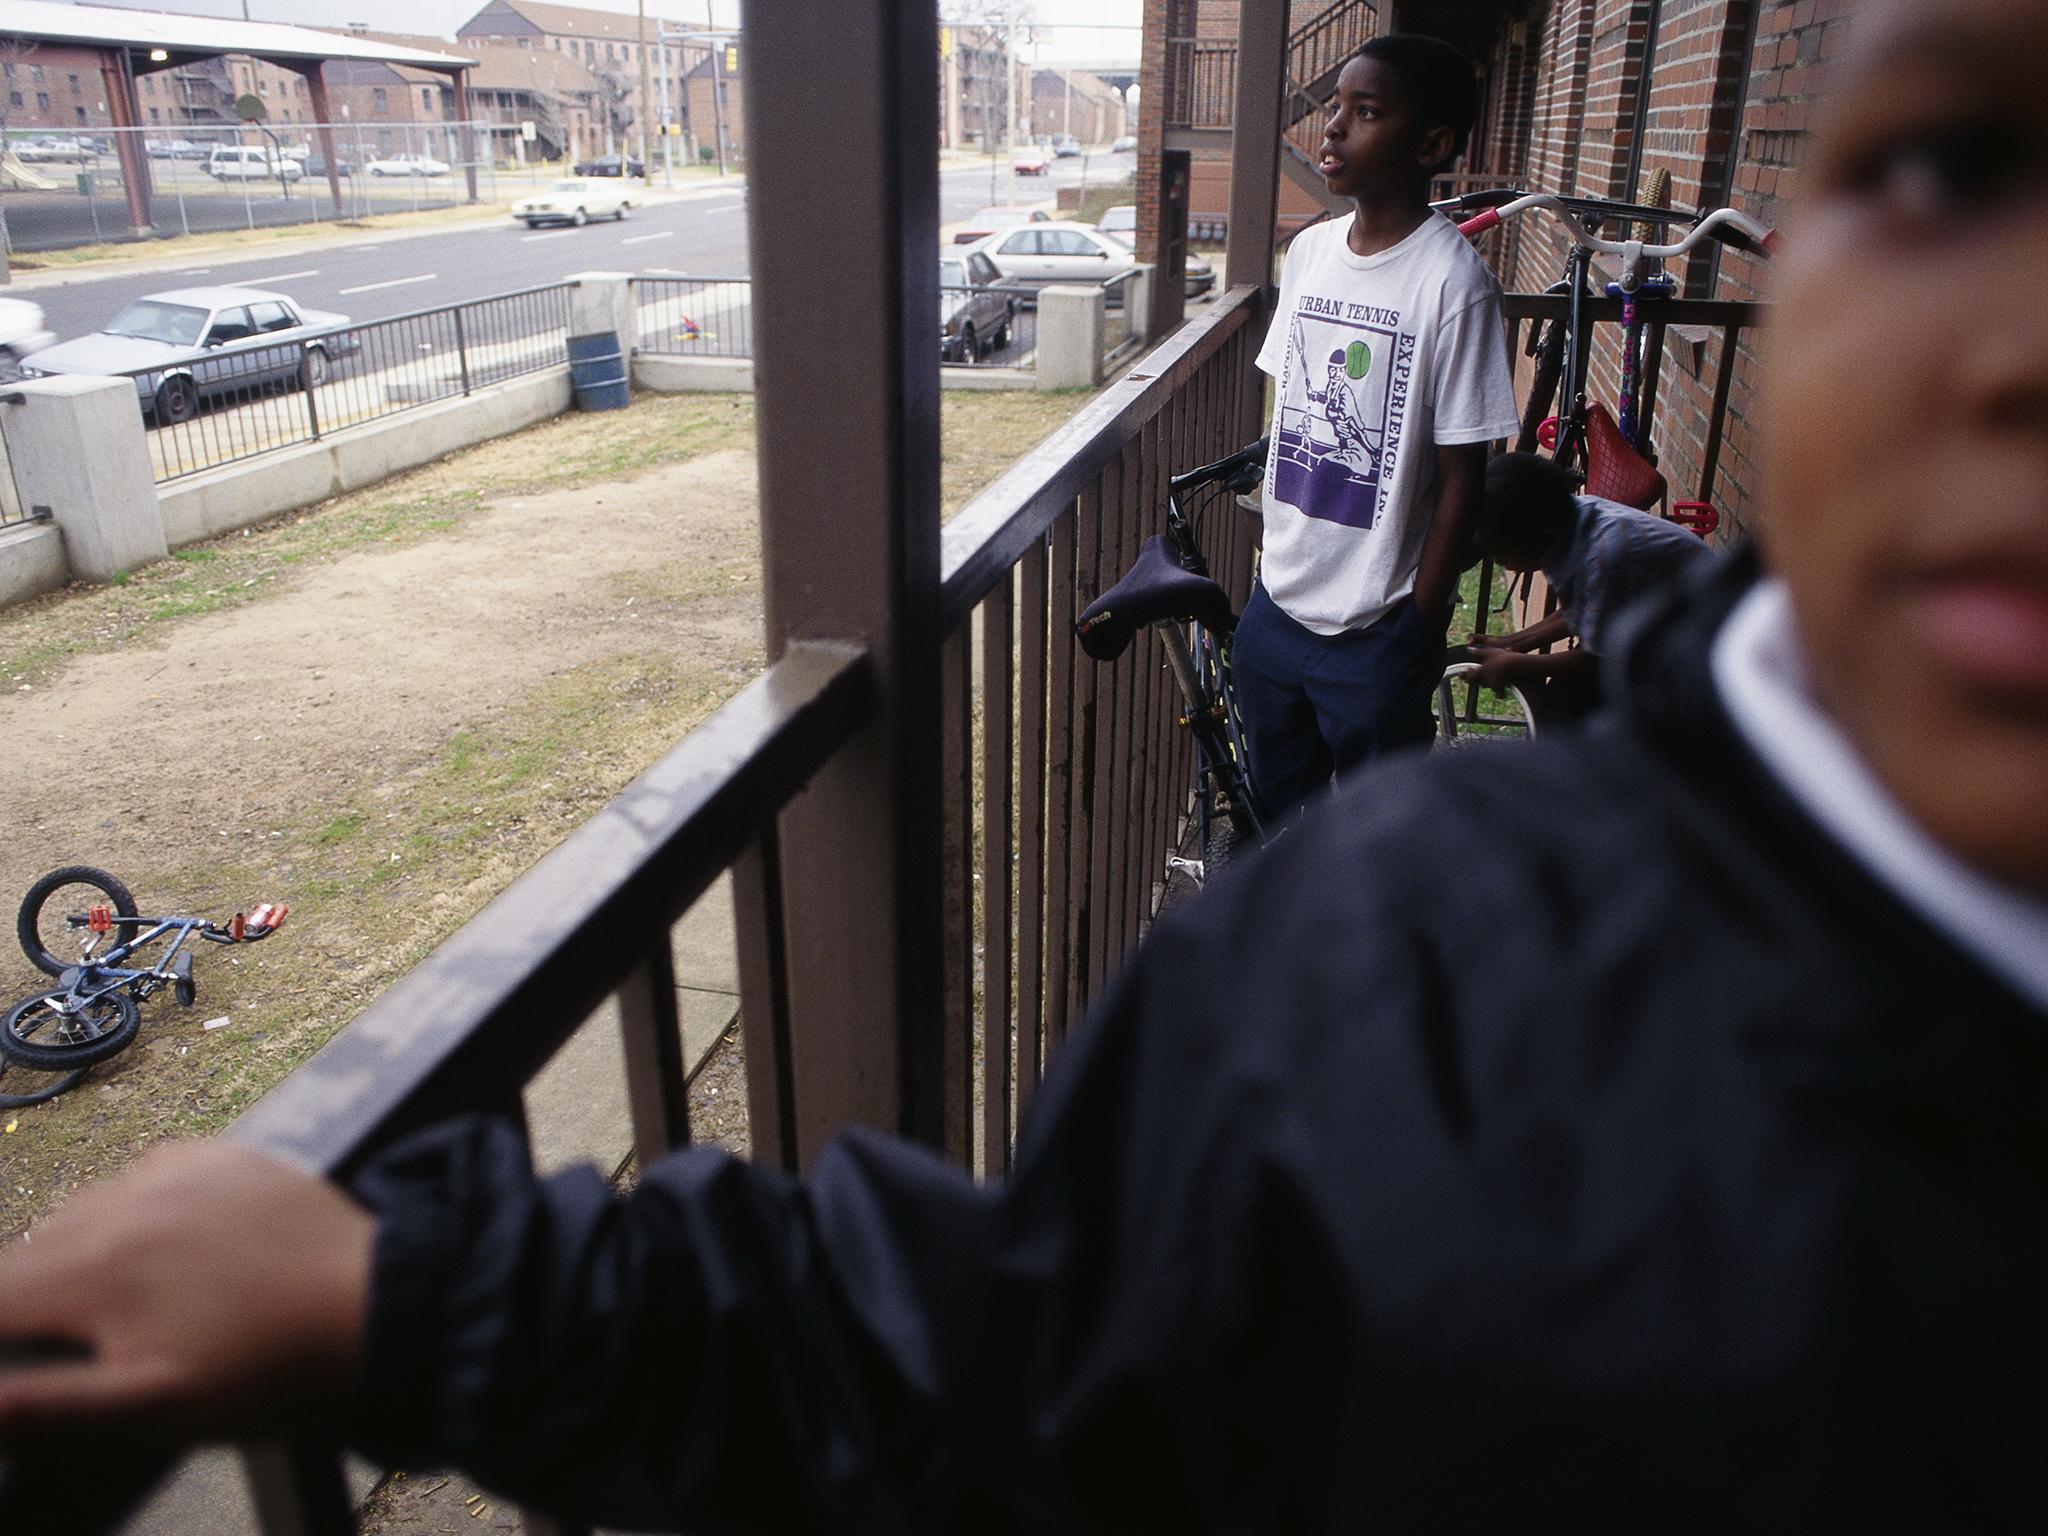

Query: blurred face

[1758,0,2048,892]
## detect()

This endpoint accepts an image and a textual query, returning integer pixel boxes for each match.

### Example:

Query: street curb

[5,177,749,292]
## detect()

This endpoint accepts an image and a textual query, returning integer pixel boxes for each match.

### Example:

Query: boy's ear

[1416,124,1457,174]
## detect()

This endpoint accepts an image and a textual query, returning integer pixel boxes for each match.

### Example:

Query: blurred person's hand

[0,1142,371,1442]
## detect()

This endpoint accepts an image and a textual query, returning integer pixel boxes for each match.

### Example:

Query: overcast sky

[83,1,1143,62]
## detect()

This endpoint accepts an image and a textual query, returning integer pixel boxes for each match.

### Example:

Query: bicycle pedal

[1166,855,1207,886]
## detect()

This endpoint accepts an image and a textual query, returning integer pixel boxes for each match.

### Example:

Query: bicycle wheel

[18,865,138,977]
[0,988,140,1070]
[0,1004,90,1108]
[1201,807,1244,876]
[1434,664,1539,748]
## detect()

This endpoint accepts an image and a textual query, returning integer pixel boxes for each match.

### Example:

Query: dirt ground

[0,388,1082,1236]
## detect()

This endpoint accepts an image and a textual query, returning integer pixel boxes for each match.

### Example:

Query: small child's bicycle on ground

[0,866,288,1109]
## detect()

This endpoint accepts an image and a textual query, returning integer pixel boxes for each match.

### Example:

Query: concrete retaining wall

[633,352,1036,395]
[0,521,67,609]
[159,368,572,549]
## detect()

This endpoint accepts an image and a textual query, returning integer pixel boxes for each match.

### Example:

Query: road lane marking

[246,269,320,284]
[703,206,743,216]
[621,231,672,245]
[177,268,211,275]
[520,230,575,242]
[338,273,438,295]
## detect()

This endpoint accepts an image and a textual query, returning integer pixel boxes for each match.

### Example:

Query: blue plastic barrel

[567,332,629,411]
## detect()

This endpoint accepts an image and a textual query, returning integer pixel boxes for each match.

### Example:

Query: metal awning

[0,0,478,71]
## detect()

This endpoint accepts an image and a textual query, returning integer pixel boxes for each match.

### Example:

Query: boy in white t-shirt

[1240,34,1519,820]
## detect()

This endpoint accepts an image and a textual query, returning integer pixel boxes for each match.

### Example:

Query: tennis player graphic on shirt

[1269,312,1400,529]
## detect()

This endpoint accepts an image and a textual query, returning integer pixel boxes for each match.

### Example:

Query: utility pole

[637,0,653,192]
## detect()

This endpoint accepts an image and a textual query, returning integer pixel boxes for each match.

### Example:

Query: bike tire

[0,988,140,1071]
[1201,809,1243,876]
[18,865,138,977]
[1518,317,1567,455]
[0,1003,90,1108]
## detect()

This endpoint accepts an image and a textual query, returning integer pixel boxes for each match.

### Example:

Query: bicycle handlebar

[1453,191,1779,270]
[1169,435,1269,496]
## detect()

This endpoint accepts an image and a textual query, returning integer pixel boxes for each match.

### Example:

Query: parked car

[511,177,631,227]
[19,287,357,425]
[15,137,96,164]
[973,220,1133,304]
[953,205,1048,246]
[302,154,353,179]
[1110,135,1137,154]
[939,249,1016,364]
[572,153,644,178]
[145,138,208,160]
[1051,133,1081,158]
[1095,218,1217,299]
[207,146,303,182]
[364,152,451,177]
[1012,145,1052,176]
[0,297,55,381]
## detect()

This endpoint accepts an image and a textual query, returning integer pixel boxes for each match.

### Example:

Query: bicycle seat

[1076,535,1235,661]
[1581,400,1667,511]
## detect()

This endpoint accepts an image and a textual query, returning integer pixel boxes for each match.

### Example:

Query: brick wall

[1463,0,1850,538]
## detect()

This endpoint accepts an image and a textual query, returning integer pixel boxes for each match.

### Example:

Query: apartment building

[456,0,713,157]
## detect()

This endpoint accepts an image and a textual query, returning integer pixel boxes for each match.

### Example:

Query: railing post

[1226,0,1291,301]
[303,347,323,439]
[452,305,472,397]
[741,0,945,1164]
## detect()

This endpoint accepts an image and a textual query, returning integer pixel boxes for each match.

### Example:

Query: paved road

[20,152,1133,343]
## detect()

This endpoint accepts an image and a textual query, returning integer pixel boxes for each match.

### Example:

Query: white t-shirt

[1254,214,1518,634]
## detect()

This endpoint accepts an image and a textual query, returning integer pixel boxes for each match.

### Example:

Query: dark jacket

[351,552,2048,1531]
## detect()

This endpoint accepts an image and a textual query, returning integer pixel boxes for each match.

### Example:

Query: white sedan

[364,153,451,177]
[972,219,1133,304]
[511,178,632,228]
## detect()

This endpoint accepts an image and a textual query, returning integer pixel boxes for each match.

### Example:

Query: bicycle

[0,865,288,1109]
[1076,441,1541,884]
[1077,437,1268,882]
[1436,185,1777,522]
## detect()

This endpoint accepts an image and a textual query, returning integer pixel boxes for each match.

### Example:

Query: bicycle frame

[58,914,222,1006]
[1158,469,1265,852]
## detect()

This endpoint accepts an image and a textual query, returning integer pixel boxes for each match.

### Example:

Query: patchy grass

[0,384,1091,1235]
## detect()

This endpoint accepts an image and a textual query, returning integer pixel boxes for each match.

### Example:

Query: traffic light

[723,45,738,75]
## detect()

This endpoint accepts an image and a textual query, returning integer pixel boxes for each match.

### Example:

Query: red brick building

[1450,0,1853,534]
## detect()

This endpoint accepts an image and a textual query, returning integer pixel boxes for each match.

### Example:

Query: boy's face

[1473,512,1558,574]
[1319,56,1453,205]
[1758,0,2048,891]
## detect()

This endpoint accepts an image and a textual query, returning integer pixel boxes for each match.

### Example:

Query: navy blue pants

[1231,582,1440,822]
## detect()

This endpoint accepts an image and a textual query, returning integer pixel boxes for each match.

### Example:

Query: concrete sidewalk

[116,879,743,1536]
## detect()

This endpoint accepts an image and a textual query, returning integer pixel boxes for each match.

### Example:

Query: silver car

[940,249,1015,363]
[20,286,356,424]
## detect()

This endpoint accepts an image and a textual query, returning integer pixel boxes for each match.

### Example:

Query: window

[969,252,1000,284]
[1048,230,1101,257]
[203,308,256,347]
[142,74,154,93]
[149,106,160,122]
[372,87,388,114]
[31,65,43,82]
[422,88,433,112]
[247,301,297,332]
[73,106,85,124]
[998,230,1039,255]
[35,92,48,110]
[2,64,12,79]
[7,92,20,109]
[67,73,80,93]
